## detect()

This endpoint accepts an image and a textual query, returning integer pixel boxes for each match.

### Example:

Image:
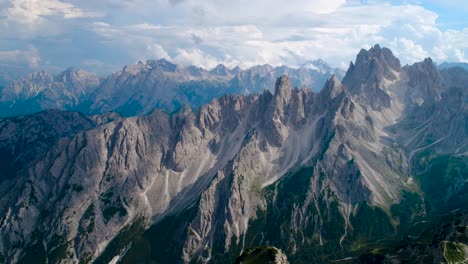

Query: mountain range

[0,60,344,118]
[0,45,466,264]
[438,62,468,71]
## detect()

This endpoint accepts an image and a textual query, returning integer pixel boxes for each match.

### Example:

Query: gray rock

[0,45,466,263]
[0,60,342,118]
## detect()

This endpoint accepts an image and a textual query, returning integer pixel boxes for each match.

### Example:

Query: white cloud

[0,0,467,74]
[0,46,41,68]
[6,0,99,24]
[454,49,467,62]
[84,1,466,69]
[388,38,429,62]
[173,48,222,69]
[146,43,170,60]
[0,0,100,39]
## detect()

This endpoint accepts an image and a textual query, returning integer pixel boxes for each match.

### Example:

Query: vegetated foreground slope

[0,45,466,264]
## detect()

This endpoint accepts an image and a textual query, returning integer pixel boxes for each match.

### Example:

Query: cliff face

[0,46,466,264]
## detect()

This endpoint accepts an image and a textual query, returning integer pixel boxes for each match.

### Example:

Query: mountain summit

[0,45,466,264]
[343,44,401,109]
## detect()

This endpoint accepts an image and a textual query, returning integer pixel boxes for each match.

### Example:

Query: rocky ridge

[0,59,344,118]
[0,45,466,263]
[0,69,100,117]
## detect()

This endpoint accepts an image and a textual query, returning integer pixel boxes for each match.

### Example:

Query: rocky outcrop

[0,110,120,184]
[235,246,289,264]
[342,44,401,109]
[0,45,466,264]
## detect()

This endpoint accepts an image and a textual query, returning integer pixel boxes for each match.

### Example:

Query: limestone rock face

[0,45,466,264]
[0,110,121,184]
[343,44,401,109]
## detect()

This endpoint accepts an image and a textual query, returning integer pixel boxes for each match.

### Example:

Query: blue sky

[0,0,466,78]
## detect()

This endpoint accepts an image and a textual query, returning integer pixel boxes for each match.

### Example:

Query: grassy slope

[235,246,286,264]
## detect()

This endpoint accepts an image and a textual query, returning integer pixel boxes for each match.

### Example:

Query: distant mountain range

[0,44,466,263]
[438,62,468,70]
[0,59,344,118]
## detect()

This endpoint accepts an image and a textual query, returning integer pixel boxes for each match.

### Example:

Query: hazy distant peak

[231,66,242,75]
[146,58,179,72]
[184,65,208,76]
[210,64,231,76]
[56,67,98,80]
[438,62,468,71]
[0,56,344,117]
[301,59,332,73]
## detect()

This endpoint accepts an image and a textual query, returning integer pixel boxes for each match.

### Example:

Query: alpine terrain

[0,45,466,264]
[0,60,344,118]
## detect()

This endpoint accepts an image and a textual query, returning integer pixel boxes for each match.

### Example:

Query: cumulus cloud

[85,1,467,69]
[146,43,170,60]
[6,0,99,24]
[0,0,466,74]
[0,0,100,39]
[173,48,222,69]
[0,46,41,68]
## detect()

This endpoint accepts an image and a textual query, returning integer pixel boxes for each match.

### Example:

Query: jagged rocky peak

[210,64,231,76]
[146,58,179,72]
[272,75,293,110]
[57,66,78,76]
[251,64,275,73]
[359,44,400,71]
[342,44,400,109]
[185,65,208,76]
[406,57,441,85]
[321,74,344,99]
[1,45,467,264]
[178,104,195,118]
[122,61,149,74]
[268,75,293,144]
[0,67,100,116]
[274,74,292,99]
[231,66,242,75]
[121,58,179,74]
[30,70,52,80]
[52,67,98,84]
[1,56,343,117]
[343,44,401,89]
[55,67,100,87]
[410,57,438,73]
[1,71,52,101]
[404,57,444,106]
[301,58,332,73]
[23,70,53,83]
